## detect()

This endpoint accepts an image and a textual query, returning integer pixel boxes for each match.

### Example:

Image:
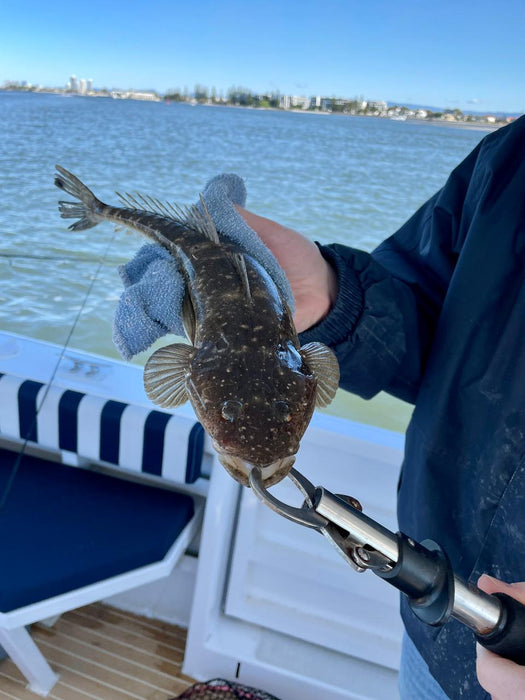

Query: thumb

[478,574,525,605]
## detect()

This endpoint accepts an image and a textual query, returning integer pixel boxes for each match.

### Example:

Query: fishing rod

[249,466,525,664]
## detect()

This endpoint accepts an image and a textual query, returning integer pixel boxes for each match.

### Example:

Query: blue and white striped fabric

[0,373,204,485]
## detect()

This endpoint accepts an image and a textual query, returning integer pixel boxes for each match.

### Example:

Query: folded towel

[113,246,185,359]
[113,174,294,360]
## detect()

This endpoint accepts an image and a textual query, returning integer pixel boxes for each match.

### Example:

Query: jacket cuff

[299,244,364,346]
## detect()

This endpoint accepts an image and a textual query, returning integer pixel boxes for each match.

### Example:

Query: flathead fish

[54,166,339,486]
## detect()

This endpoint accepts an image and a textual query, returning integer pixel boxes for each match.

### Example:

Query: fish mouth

[216,452,296,488]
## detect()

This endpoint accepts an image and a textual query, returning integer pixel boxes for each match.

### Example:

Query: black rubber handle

[476,592,525,665]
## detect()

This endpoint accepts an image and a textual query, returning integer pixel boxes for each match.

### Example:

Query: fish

[54,165,339,487]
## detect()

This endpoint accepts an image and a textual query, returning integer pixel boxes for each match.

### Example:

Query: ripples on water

[0,92,489,430]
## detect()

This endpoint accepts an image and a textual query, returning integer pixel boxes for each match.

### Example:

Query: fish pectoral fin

[300,342,340,407]
[143,343,195,408]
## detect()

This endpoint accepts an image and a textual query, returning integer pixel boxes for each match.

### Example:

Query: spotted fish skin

[184,252,319,484]
[55,166,339,487]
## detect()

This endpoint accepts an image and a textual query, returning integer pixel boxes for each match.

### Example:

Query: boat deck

[0,603,195,699]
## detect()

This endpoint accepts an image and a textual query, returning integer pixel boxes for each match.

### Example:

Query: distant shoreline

[1,88,505,132]
[405,117,497,132]
[205,102,501,131]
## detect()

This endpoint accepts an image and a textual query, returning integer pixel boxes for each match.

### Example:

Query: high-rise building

[87,78,93,92]
[79,79,87,95]
[70,75,78,92]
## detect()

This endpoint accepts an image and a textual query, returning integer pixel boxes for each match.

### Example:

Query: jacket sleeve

[299,139,484,404]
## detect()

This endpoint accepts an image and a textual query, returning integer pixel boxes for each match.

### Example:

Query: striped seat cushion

[0,374,204,484]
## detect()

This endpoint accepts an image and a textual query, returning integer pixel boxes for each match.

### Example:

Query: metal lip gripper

[249,466,525,665]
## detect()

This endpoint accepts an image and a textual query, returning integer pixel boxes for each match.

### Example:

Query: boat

[0,330,404,699]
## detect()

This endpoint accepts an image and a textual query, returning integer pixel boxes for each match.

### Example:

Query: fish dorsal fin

[143,343,195,408]
[300,342,340,407]
[229,252,252,302]
[193,195,221,244]
[116,191,220,244]
[117,191,174,218]
[182,291,197,343]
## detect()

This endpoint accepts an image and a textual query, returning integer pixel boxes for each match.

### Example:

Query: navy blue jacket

[300,115,525,699]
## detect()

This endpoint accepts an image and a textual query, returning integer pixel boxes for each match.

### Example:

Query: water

[0,92,490,432]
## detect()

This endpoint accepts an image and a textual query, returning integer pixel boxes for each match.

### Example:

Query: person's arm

[476,575,525,699]
[235,141,483,404]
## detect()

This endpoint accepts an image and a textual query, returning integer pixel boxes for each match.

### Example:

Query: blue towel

[113,174,294,360]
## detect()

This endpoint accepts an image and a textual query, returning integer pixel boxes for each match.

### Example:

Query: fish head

[143,339,339,488]
[188,339,338,487]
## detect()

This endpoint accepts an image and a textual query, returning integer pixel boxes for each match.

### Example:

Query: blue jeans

[398,633,450,699]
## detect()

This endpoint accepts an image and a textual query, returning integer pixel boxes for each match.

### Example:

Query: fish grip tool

[249,467,525,665]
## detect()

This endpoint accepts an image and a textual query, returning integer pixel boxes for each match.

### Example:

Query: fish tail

[54,165,105,231]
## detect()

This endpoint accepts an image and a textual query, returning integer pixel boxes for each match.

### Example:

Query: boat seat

[0,372,205,696]
[0,373,206,485]
[0,447,195,612]
[0,447,201,695]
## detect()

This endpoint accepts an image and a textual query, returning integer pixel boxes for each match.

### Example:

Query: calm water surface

[0,92,490,431]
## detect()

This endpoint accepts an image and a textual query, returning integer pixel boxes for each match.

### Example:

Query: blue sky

[1,0,524,113]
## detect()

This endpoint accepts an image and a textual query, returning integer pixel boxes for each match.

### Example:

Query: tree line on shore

[3,80,511,122]
[163,85,480,120]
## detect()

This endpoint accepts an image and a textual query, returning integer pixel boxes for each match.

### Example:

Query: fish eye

[221,399,243,422]
[274,400,292,422]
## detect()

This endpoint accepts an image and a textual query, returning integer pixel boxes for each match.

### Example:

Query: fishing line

[0,229,118,511]
[0,252,124,264]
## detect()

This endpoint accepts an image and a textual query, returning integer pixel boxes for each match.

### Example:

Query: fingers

[234,205,315,259]
[478,574,525,604]
[476,643,525,700]
[476,575,525,698]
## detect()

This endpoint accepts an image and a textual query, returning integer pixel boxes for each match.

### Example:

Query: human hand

[476,574,525,699]
[235,206,338,333]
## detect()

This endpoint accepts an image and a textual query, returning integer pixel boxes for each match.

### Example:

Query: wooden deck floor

[0,603,196,700]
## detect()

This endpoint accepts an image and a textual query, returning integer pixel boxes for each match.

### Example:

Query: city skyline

[4,77,518,121]
[1,0,524,114]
